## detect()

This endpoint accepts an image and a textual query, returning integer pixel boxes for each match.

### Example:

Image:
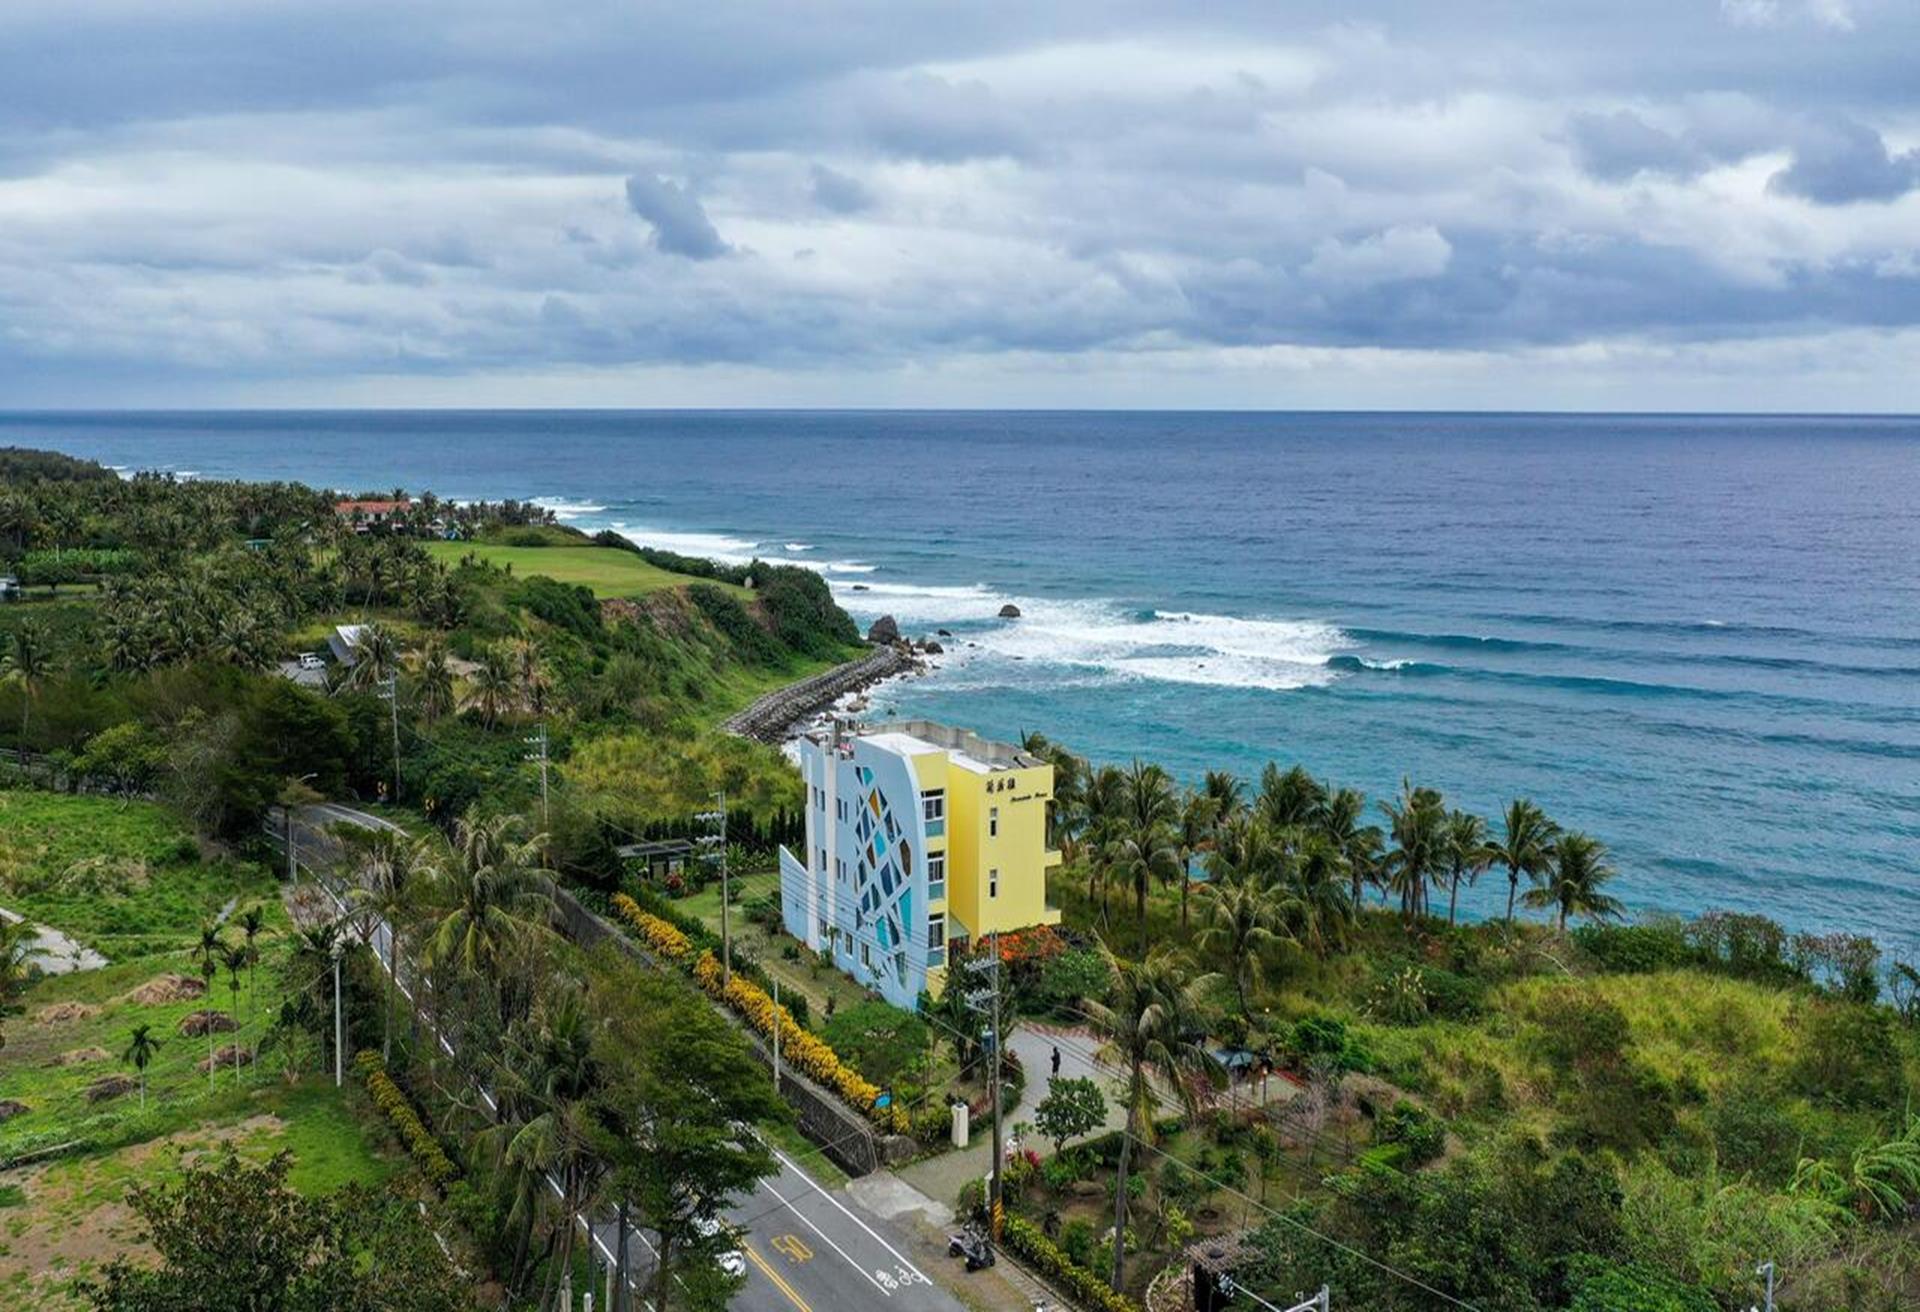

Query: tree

[1489,799,1559,926]
[469,643,518,727]
[1175,789,1218,930]
[195,922,224,1082]
[1285,831,1352,956]
[1256,762,1325,832]
[2,620,50,737]
[237,906,267,1028]
[220,943,249,1077]
[341,621,401,693]
[81,1147,465,1312]
[345,829,419,1063]
[419,811,554,1027]
[1379,780,1447,923]
[1317,786,1381,913]
[72,722,166,802]
[122,1023,163,1110]
[1441,810,1494,927]
[1082,949,1219,1293]
[1110,760,1182,944]
[415,640,455,724]
[1525,831,1623,932]
[1034,1076,1107,1156]
[1792,1116,1920,1221]
[1197,818,1293,1019]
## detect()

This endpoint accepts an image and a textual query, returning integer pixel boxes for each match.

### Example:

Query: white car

[696,1215,746,1279]
[297,652,325,670]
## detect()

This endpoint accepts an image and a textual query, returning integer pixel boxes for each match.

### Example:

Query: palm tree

[468,644,518,728]
[194,923,223,1082]
[1287,830,1352,956]
[220,944,249,1077]
[1441,810,1494,927]
[420,812,554,1025]
[1197,820,1292,1018]
[506,637,551,719]
[237,907,267,1023]
[1256,763,1325,833]
[1317,786,1380,913]
[1202,769,1245,826]
[1489,799,1559,927]
[1082,949,1219,1294]
[1111,761,1182,945]
[415,640,456,723]
[1079,765,1128,924]
[3,622,49,737]
[342,620,401,693]
[1524,831,1624,932]
[1379,780,1447,924]
[1175,789,1218,931]
[122,1023,163,1110]
[289,920,345,1078]
[347,831,420,1063]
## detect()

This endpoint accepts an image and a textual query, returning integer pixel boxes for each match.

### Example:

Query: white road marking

[753,1170,894,1297]
[769,1150,934,1288]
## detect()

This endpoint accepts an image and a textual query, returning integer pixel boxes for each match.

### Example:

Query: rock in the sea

[998,603,1022,619]
[923,640,944,654]
[867,615,901,644]
[937,628,952,637]
[850,583,870,592]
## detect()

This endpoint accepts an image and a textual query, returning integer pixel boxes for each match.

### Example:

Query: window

[926,853,945,900]
[816,785,825,811]
[861,942,872,969]
[989,806,999,838]
[921,790,945,822]
[836,858,846,881]
[928,913,945,948]
[817,847,827,873]
[837,798,847,821]
[989,867,999,898]
[817,917,829,940]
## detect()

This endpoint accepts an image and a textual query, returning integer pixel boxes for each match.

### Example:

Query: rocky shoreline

[720,642,925,743]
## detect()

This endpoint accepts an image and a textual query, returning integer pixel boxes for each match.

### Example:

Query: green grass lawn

[425,541,752,600]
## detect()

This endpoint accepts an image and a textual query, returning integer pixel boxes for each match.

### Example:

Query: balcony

[927,879,945,903]
[926,945,947,968]
[924,817,946,838]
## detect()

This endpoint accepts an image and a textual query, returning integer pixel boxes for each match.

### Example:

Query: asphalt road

[286,803,964,1312]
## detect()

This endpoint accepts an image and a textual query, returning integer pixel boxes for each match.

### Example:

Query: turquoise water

[6,410,1917,949]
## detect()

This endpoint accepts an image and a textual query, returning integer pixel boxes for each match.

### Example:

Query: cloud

[623,174,730,258]
[1565,109,1705,181]
[809,162,873,214]
[1302,226,1452,289]
[1769,115,1919,203]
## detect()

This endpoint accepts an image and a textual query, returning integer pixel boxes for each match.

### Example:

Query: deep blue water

[6,410,1917,950]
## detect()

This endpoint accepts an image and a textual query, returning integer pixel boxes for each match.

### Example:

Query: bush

[1566,1257,1716,1312]
[1791,1001,1908,1111]
[820,1000,929,1089]
[1374,1100,1446,1167]
[1001,1215,1143,1312]
[1031,948,1111,1017]
[1573,922,1693,974]
[356,1051,459,1188]
[609,893,693,962]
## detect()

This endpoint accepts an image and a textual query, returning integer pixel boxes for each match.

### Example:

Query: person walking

[1051,1044,1061,1077]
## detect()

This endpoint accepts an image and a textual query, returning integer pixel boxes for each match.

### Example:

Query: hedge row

[355,1050,459,1187]
[692,950,909,1134]
[1001,1215,1142,1312]
[610,893,693,962]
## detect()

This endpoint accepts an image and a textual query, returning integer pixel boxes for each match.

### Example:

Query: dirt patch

[34,1001,100,1025]
[0,1099,29,1122]
[46,1046,112,1068]
[86,1075,138,1103]
[123,973,206,1005]
[197,1044,254,1074]
[178,1010,236,1037]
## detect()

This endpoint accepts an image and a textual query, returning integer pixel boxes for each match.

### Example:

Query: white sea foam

[783,543,814,553]
[607,523,762,561]
[532,496,608,519]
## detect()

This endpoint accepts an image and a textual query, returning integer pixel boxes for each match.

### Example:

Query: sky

[2,1,1919,410]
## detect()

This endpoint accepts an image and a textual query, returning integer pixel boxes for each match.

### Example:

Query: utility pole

[1751,1261,1775,1312]
[332,936,345,1088]
[773,975,782,1090]
[614,1199,631,1312]
[380,670,401,801]
[963,933,1005,1255]
[525,723,550,860]
[698,791,730,984]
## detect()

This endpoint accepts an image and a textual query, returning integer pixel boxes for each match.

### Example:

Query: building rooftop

[859,720,1044,772]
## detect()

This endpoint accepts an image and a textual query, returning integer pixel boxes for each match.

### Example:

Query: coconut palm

[122,1023,163,1110]
[506,636,551,718]
[1792,1118,1920,1221]
[1079,765,1128,923]
[1110,761,1182,944]
[1197,821,1293,1017]
[1175,789,1219,930]
[420,812,555,1025]
[1317,786,1381,912]
[1379,780,1447,924]
[1489,799,1559,927]
[468,644,519,727]
[1082,949,1219,1294]
[1524,831,1624,932]
[415,640,456,723]
[1202,770,1246,825]
[1256,763,1325,833]
[346,830,421,1062]
[1441,810,1495,927]
[342,620,401,693]
[3,622,49,737]
[1287,830,1352,956]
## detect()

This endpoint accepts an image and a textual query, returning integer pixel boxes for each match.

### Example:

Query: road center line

[754,1170,893,1297]
[745,1242,816,1312]
[769,1149,934,1287]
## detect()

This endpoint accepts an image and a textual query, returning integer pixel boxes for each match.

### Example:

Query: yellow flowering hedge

[610,893,693,962]
[693,950,910,1134]
[355,1050,460,1187]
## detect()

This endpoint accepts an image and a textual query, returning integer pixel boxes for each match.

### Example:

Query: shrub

[1032,948,1112,1017]
[356,1052,459,1188]
[1001,1214,1142,1312]
[1566,1256,1716,1312]
[693,951,909,1133]
[609,893,693,962]
[1791,1001,1908,1111]
[1374,1100,1446,1167]
[1574,922,1692,974]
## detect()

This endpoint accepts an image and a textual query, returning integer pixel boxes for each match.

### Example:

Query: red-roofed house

[334,497,412,532]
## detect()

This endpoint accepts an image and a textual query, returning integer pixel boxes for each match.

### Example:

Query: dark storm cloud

[1770,115,1920,203]
[809,163,874,213]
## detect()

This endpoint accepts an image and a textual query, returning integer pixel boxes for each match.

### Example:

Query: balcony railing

[927,879,945,902]
[924,818,945,838]
[926,945,947,968]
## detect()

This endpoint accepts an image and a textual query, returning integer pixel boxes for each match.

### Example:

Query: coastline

[721,642,935,744]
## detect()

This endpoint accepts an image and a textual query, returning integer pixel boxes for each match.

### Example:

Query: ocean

[5,410,1917,952]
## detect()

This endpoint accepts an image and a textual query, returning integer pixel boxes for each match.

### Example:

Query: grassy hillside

[424,540,753,600]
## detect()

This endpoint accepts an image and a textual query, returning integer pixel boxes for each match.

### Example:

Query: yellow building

[780,719,1060,1008]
